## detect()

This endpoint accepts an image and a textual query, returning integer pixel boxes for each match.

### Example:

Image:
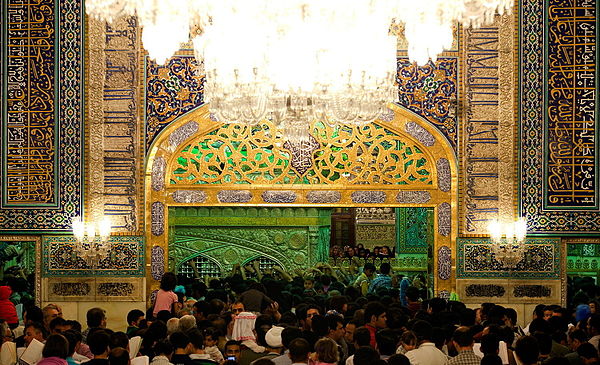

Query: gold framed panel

[145,103,458,301]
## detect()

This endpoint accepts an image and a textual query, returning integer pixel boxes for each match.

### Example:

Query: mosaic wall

[0,0,84,231]
[86,17,143,231]
[396,58,458,148]
[145,56,204,151]
[520,0,600,232]
[565,238,600,274]
[456,238,561,279]
[42,236,145,276]
[0,240,36,276]
[397,207,433,254]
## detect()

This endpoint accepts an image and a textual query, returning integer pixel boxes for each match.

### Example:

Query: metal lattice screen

[243,256,280,278]
[179,255,222,278]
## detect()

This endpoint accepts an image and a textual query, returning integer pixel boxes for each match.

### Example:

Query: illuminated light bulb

[487,220,502,243]
[514,218,527,243]
[86,223,96,242]
[72,217,85,242]
[98,216,112,242]
[504,223,515,242]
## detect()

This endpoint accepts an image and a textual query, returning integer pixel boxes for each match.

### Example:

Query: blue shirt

[368,274,392,293]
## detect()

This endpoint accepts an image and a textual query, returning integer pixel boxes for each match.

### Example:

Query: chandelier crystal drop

[86,0,511,140]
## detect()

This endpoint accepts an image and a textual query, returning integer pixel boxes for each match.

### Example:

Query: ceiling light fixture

[86,0,512,141]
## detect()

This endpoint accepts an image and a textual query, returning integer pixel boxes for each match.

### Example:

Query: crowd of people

[0,262,598,365]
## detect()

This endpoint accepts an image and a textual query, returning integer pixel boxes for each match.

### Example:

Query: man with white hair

[166,318,180,335]
[179,315,196,333]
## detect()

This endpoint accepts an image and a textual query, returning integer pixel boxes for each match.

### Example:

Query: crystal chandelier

[487,218,528,269]
[86,0,512,141]
[72,217,112,268]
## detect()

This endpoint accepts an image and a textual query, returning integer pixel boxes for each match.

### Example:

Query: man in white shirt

[404,320,447,365]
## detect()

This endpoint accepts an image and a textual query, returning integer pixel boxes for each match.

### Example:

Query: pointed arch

[145,103,457,297]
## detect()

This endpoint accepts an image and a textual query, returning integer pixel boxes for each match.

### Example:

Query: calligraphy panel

[545,0,598,209]
[0,0,84,230]
[459,13,518,235]
[520,0,600,232]
[86,17,142,231]
[2,0,56,206]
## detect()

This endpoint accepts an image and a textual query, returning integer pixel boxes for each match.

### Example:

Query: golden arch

[145,103,458,296]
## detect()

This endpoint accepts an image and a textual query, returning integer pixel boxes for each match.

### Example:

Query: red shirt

[365,324,378,349]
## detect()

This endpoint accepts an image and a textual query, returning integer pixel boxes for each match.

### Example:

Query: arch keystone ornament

[145,103,457,302]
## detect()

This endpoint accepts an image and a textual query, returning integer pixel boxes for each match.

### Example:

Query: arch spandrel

[145,103,457,299]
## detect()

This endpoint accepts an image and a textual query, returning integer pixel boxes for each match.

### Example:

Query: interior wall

[0,0,597,308]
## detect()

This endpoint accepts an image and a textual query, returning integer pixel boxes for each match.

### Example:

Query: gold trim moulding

[163,187,449,207]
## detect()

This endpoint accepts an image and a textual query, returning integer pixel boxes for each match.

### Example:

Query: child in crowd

[153,273,178,317]
[310,338,339,365]
[203,328,224,363]
[303,278,317,297]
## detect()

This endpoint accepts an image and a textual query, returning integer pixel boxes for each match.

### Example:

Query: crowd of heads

[0,263,598,365]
